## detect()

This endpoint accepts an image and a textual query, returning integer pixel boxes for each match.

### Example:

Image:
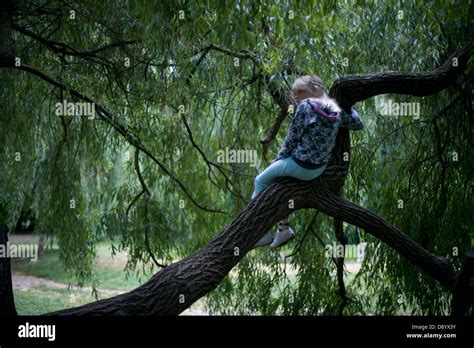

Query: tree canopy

[0,0,473,315]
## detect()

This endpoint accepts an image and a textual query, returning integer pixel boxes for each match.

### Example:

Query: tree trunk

[37,235,45,257]
[0,223,17,316]
[0,0,15,67]
[451,252,474,316]
[51,169,459,315]
[3,11,470,315]
[48,47,470,315]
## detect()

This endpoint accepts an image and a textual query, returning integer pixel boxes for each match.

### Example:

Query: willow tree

[0,0,472,316]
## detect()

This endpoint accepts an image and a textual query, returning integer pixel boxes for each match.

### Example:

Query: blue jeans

[251,157,327,199]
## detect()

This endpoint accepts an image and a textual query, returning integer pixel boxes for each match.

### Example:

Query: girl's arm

[340,107,364,130]
[274,103,307,161]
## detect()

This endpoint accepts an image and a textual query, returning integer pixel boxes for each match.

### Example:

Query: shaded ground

[12,270,208,315]
[9,234,361,315]
[9,234,208,315]
[12,271,123,296]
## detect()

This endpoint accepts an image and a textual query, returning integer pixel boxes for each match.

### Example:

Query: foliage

[1,0,473,315]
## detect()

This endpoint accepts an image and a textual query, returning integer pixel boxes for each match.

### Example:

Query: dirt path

[11,260,361,316]
[12,271,123,297]
[12,271,208,315]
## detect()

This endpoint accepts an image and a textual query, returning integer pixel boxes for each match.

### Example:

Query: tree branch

[260,46,471,156]
[49,174,457,315]
[330,47,471,110]
[6,63,224,214]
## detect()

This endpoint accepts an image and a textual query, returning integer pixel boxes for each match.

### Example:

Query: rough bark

[329,47,470,109]
[52,185,457,312]
[47,46,470,315]
[2,4,471,314]
[51,173,459,315]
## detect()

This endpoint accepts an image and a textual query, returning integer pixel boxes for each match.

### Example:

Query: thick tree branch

[49,174,457,315]
[330,47,470,110]
[261,46,471,155]
[46,46,471,315]
[4,3,470,314]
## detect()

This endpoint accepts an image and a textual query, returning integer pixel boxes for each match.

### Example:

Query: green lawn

[10,236,154,314]
[13,285,100,315]
[11,240,149,290]
[10,234,368,315]
[10,235,210,315]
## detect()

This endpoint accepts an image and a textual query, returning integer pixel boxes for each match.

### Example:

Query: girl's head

[291,75,325,101]
[291,75,341,112]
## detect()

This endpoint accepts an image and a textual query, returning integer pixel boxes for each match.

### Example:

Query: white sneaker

[253,231,273,249]
[270,227,295,249]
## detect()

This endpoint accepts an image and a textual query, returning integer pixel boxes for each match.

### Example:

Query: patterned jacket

[275,98,363,169]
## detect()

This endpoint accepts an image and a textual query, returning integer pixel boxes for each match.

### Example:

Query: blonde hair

[292,75,341,112]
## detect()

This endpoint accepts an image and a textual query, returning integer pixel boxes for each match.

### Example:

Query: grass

[10,234,368,315]
[10,235,208,315]
[14,285,100,315]
[11,240,149,290]
[10,236,155,314]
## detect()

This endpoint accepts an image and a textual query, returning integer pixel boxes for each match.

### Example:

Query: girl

[252,75,364,249]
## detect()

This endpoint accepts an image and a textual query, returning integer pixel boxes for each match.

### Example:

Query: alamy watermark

[216,147,260,168]
[379,99,421,119]
[18,322,55,341]
[324,242,372,261]
[0,242,38,262]
[55,99,96,120]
